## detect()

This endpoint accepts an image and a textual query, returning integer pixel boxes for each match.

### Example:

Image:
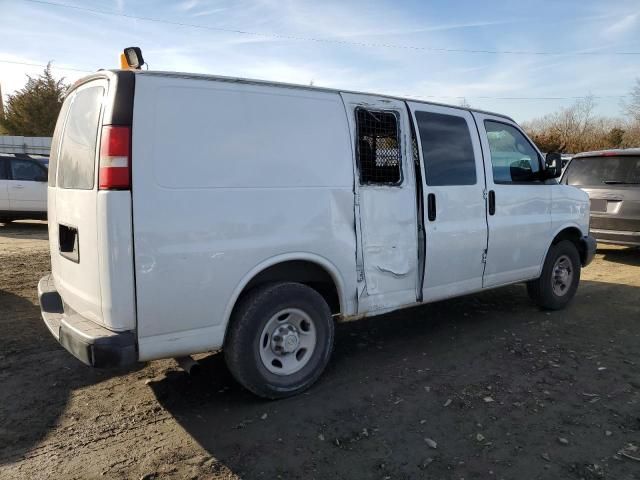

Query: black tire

[527,240,581,310]
[224,282,334,399]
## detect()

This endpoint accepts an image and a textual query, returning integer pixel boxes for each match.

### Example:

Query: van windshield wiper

[602,180,640,185]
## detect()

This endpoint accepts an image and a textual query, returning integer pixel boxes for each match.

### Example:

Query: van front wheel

[224,282,334,399]
[527,240,581,310]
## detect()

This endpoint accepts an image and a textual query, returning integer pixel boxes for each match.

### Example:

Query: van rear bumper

[38,274,137,368]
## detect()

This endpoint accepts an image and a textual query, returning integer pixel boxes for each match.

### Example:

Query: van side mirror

[542,152,562,179]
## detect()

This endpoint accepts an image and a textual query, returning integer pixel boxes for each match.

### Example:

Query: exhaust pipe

[175,356,200,375]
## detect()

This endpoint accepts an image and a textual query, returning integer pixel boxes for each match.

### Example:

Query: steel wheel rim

[259,308,317,376]
[552,254,573,296]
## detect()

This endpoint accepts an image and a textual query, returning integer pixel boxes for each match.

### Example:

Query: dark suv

[561,149,640,246]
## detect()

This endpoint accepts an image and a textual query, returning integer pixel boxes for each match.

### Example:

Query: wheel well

[239,260,341,315]
[552,227,586,263]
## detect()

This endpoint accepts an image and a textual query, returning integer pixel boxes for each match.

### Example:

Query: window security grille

[355,108,402,185]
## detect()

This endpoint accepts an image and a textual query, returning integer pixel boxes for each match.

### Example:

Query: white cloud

[192,7,228,17]
[178,0,201,12]
[602,12,638,37]
[2,0,635,122]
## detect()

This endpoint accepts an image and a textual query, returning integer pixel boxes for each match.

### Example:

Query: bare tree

[622,121,640,147]
[623,78,640,123]
[523,85,640,152]
[523,96,620,153]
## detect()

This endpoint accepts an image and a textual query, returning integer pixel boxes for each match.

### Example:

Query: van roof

[86,69,516,123]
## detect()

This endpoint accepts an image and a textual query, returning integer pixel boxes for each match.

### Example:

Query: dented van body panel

[340,93,419,314]
[130,76,358,359]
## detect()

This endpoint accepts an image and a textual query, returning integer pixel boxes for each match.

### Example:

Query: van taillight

[99,126,131,190]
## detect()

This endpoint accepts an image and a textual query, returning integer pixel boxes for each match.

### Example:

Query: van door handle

[488,190,496,215]
[12,184,25,189]
[427,193,436,221]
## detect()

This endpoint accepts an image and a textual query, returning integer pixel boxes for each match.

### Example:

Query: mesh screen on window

[356,109,402,185]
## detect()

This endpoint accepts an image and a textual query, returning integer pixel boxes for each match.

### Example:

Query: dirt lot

[0,221,639,480]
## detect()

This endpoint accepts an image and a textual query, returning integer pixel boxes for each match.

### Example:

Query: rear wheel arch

[222,254,346,339]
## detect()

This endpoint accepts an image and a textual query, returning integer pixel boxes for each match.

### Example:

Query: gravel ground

[0,220,639,480]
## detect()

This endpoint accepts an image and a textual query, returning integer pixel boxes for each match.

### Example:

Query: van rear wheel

[527,240,581,310]
[224,282,334,399]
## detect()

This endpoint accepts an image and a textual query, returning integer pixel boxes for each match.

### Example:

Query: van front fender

[537,223,592,278]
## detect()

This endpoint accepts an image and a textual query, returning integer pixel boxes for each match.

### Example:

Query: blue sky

[1,0,639,122]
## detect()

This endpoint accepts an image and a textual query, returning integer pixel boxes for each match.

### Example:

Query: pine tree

[0,63,67,136]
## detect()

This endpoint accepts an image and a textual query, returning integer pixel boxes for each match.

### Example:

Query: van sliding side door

[341,93,419,314]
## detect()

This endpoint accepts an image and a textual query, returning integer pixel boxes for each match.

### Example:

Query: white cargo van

[38,69,596,398]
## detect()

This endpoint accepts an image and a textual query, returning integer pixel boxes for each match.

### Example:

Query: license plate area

[590,199,607,212]
[59,224,80,263]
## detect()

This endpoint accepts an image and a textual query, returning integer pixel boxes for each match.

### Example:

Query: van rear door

[49,72,136,332]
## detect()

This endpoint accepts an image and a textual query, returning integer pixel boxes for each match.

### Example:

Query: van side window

[48,95,72,187]
[415,111,476,186]
[58,86,104,190]
[484,121,541,184]
[11,159,47,181]
[355,108,402,185]
[0,158,8,180]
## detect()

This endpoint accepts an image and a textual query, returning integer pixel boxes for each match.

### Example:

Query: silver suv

[562,149,640,246]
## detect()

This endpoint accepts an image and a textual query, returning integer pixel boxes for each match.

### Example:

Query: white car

[0,154,48,223]
[38,69,596,398]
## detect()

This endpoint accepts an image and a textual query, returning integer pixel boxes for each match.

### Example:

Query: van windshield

[57,85,104,189]
[564,155,640,186]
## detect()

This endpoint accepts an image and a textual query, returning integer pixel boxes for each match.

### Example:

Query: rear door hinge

[482,249,488,263]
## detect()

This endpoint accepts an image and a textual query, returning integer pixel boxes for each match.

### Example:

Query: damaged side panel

[340,93,420,314]
[360,189,417,294]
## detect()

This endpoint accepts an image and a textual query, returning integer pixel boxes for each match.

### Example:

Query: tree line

[521,81,640,153]
[1,65,639,154]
